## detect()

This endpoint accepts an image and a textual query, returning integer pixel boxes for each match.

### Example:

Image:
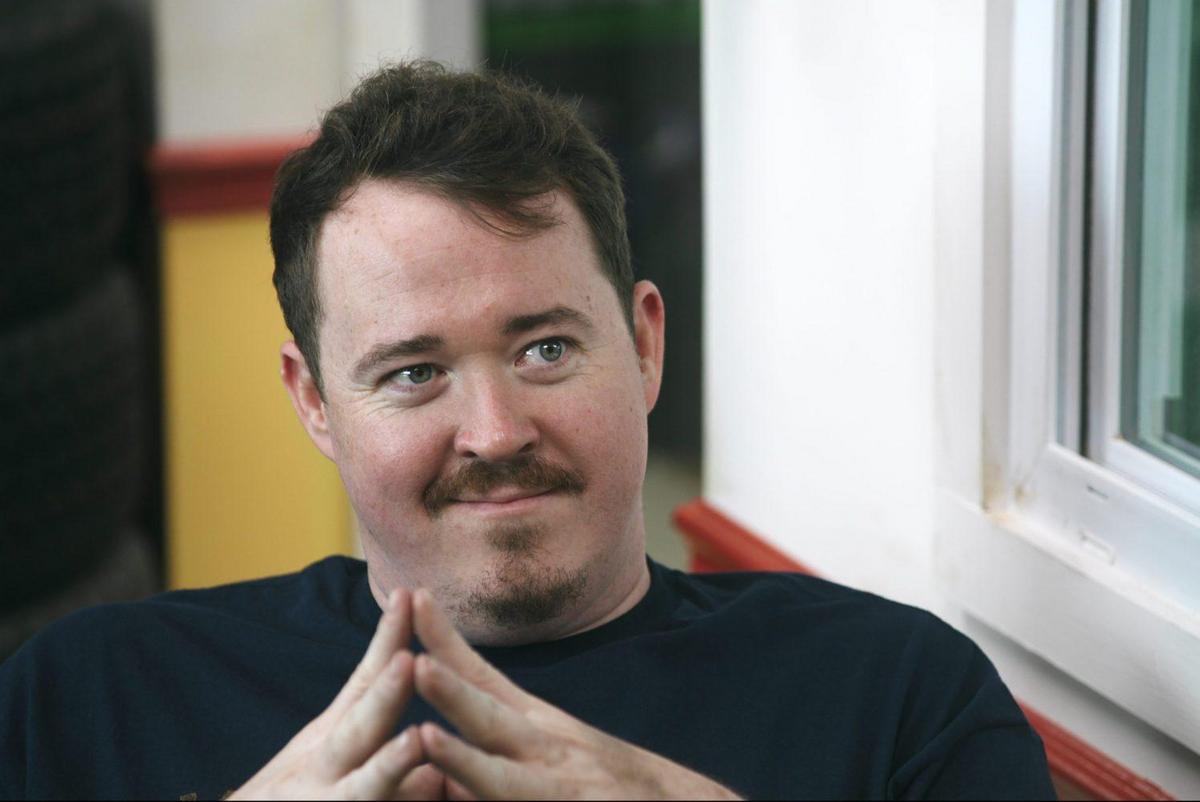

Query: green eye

[398,364,434,384]
[537,340,564,362]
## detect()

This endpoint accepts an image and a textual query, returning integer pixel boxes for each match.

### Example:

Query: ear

[280,341,337,461]
[631,280,665,412]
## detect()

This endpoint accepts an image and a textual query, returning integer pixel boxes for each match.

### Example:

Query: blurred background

[0,0,160,659]
[2,0,1200,797]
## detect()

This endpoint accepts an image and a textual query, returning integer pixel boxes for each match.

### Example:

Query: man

[0,62,1054,799]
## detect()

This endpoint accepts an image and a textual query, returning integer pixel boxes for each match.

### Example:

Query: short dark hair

[269,60,633,394]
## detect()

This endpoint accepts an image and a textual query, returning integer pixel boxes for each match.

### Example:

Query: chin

[447,555,591,646]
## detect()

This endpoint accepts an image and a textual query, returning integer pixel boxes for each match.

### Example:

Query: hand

[230,589,445,800]
[410,590,742,801]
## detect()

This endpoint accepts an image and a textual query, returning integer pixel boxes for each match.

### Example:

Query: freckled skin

[281,181,666,646]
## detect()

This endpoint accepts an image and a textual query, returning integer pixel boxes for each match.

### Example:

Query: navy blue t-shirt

[0,557,1053,799]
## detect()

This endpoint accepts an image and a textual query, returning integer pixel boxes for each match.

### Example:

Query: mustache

[422,454,586,515]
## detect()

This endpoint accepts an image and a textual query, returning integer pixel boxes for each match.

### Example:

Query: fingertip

[413,590,454,644]
[412,588,434,622]
[377,727,425,783]
[398,724,425,757]
[392,725,412,749]
[413,653,437,689]
[418,721,445,750]
[399,763,449,799]
[387,651,419,689]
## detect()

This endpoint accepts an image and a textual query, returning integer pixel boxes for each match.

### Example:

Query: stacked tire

[0,0,158,660]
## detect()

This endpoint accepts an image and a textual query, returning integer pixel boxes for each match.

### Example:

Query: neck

[554,553,652,639]
[365,547,653,648]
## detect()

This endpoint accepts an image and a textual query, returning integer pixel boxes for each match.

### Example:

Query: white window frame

[937,0,1200,756]
[1090,0,1200,517]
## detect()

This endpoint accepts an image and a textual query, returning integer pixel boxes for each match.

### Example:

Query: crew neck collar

[349,557,678,670]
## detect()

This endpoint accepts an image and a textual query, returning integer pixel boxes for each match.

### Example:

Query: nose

[452,377,540,461]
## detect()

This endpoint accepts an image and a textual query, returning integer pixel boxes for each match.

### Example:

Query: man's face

[282,181,664,645]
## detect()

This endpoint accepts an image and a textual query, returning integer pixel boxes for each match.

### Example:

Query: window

[1107,0,1200,495]
[939,0,1200,757]
[1060,0,1200,609]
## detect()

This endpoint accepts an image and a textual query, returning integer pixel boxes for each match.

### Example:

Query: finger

[446,777,477,802]
[414,654,541,758]
[340,727,424,799]
[325,651,415,775]
[420,722,530,801]
[412,589,525,707]
[445,776,479,802]
[329,588,413,717]
[396,764,448,800]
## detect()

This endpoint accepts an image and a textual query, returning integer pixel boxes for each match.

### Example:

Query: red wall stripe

[148,136,313,217]
[672,497,1175,801]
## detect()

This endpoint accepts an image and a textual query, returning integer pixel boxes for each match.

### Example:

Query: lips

[453,487,554,505]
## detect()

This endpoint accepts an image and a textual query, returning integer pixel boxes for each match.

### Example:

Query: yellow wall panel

[162,211,352,589]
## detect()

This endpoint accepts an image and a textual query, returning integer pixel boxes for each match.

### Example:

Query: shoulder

[139,554,368,622]
[655,565,991,688]
[648,567,1051,796]
[659,564,953,644]
[4,555,368,668]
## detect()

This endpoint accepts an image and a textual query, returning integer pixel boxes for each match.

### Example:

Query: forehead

[314,182,612,352]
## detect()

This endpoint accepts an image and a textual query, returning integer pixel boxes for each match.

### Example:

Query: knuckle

[482,695,502,729]
[340,676,371,706]
[543,740,571,769]
[336,715,371,753]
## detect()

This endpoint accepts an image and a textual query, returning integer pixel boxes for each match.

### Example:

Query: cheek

[561,377,648,494]
[329,410,445,516]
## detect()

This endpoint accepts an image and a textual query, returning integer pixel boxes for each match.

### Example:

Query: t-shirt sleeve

[885,612,1055,800]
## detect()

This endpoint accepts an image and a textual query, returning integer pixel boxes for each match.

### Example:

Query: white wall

[154,0,480,142]
[702,0,1200,795]
[704,0,939,610]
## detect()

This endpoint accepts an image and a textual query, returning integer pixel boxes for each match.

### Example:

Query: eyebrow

[352,334,445,382]
[351,306,595,382]
[502,306,595,336]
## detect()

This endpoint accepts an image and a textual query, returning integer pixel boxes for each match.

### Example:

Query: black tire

[0,269,144,607]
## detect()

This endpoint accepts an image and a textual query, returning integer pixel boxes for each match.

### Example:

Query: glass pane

[1122,0,1200,479]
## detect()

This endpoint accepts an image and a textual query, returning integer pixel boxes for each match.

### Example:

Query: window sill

[936,488,1200,758]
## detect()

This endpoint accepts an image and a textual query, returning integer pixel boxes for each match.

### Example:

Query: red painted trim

[1020,706,1174,801]
[671,497,1176,802]
[672,498,817,575]
[148,136,313,217]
